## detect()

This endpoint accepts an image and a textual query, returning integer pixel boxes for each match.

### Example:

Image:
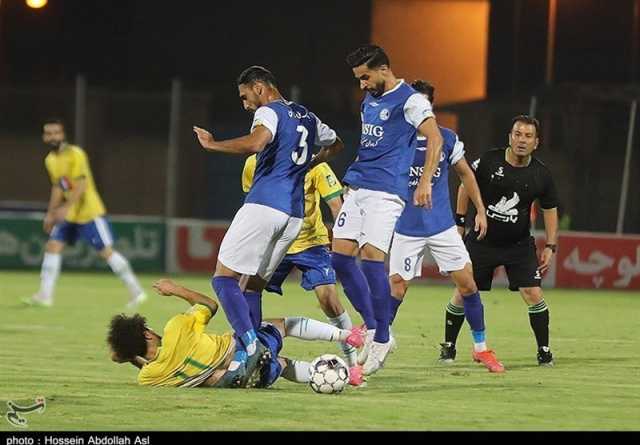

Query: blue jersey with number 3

[245,100,318,218]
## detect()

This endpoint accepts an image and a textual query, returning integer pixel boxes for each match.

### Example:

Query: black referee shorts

[465,236,542,291]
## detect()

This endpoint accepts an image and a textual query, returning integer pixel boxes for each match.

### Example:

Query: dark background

[1,0,639,232]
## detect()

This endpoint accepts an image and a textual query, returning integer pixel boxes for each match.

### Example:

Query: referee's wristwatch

[545,244,557,253]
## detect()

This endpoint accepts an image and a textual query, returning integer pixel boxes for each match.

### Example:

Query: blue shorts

[256,323,284,388]
[265,245,336,295]
[49,216,114,251]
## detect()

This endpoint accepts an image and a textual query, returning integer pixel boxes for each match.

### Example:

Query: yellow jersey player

[107,279,364,389]
[23,118,147,308]
[243,155,365,386]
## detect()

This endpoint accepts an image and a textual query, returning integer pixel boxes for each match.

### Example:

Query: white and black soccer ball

[309,354,349,394]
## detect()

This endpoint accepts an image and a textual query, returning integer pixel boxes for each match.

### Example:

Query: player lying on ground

[107,279,364,388]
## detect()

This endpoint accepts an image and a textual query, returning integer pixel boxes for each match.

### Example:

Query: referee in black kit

[441,115,558,367]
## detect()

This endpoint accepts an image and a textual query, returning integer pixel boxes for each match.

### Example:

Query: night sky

[2,0,638,94]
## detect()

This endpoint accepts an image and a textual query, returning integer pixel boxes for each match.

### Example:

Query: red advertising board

[165,220,640,290]
[166,219,228,274]
[555,232,640,290]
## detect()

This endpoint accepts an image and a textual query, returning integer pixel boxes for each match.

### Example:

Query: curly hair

[107,313,148,361]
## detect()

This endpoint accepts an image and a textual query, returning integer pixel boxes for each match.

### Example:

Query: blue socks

[462,291,486,347]
[389,294,403,325]
[244,290,262,330]
[361,259,390,343]
[332,252,377,329]
[212,276,257,356]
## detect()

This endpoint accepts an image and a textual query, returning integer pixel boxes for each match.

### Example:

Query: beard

[367,80,386,98]
[46,140,63,150]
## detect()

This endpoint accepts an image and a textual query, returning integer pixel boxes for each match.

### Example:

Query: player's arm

[43,185,65,234]
[53,149,91,222]
[455,183,471,237]
[315,163,344,220]
[325,195,343,221]
[538,207,559,273]
[453,158,487,240]
[110,350,147,369]
[405,92,442,207]
[53,177,87,223]
[194,105,278,155]
[309,136,344,169]
[414,118,443,208]
[152,278,218,315]
[193,125,271,155]
[309,114,344,169]
[538,170,560,273]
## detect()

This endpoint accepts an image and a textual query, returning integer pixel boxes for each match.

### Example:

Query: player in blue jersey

[331,45,444,376]
[387,80,504,373]
[193,66,344,386]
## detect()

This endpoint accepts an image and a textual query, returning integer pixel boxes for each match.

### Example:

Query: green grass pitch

[1,271,638,431]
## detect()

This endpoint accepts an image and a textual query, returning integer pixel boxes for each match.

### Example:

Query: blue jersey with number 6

[245,100,327,218]
[342,81,435,200]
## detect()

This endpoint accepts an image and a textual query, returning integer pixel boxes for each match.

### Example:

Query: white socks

[473,342,488,352]
[284,317,347,342]
[328,311,358,367]
[38,252,61,301]
[281,359,312,383]
[107,251,144,299]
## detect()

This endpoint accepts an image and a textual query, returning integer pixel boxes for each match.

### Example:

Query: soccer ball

[309,354,350,394]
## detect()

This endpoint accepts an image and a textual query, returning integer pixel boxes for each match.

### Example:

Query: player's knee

[451,267,478,296]
[214,261,242,280]
[98,246,113,260]
[451,289,464,306]
[45,240,64,253]
[332,238,359,257]
[361,243,385,261]
[268,318,285,337]
[315,286,343,317]
[521,287,543,304]
[456,279,478,297]
[389,274,408,299]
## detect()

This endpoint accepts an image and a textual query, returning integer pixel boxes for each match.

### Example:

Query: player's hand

[413,179,433,208]
[474,211,488,240]
[456,225,465,238]
[538,248,554,274]
[152,278,179,296]
[193,126,215,149]
[43,213,56,234]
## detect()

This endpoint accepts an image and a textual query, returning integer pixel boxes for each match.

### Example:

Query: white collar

[380,79,404,97]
